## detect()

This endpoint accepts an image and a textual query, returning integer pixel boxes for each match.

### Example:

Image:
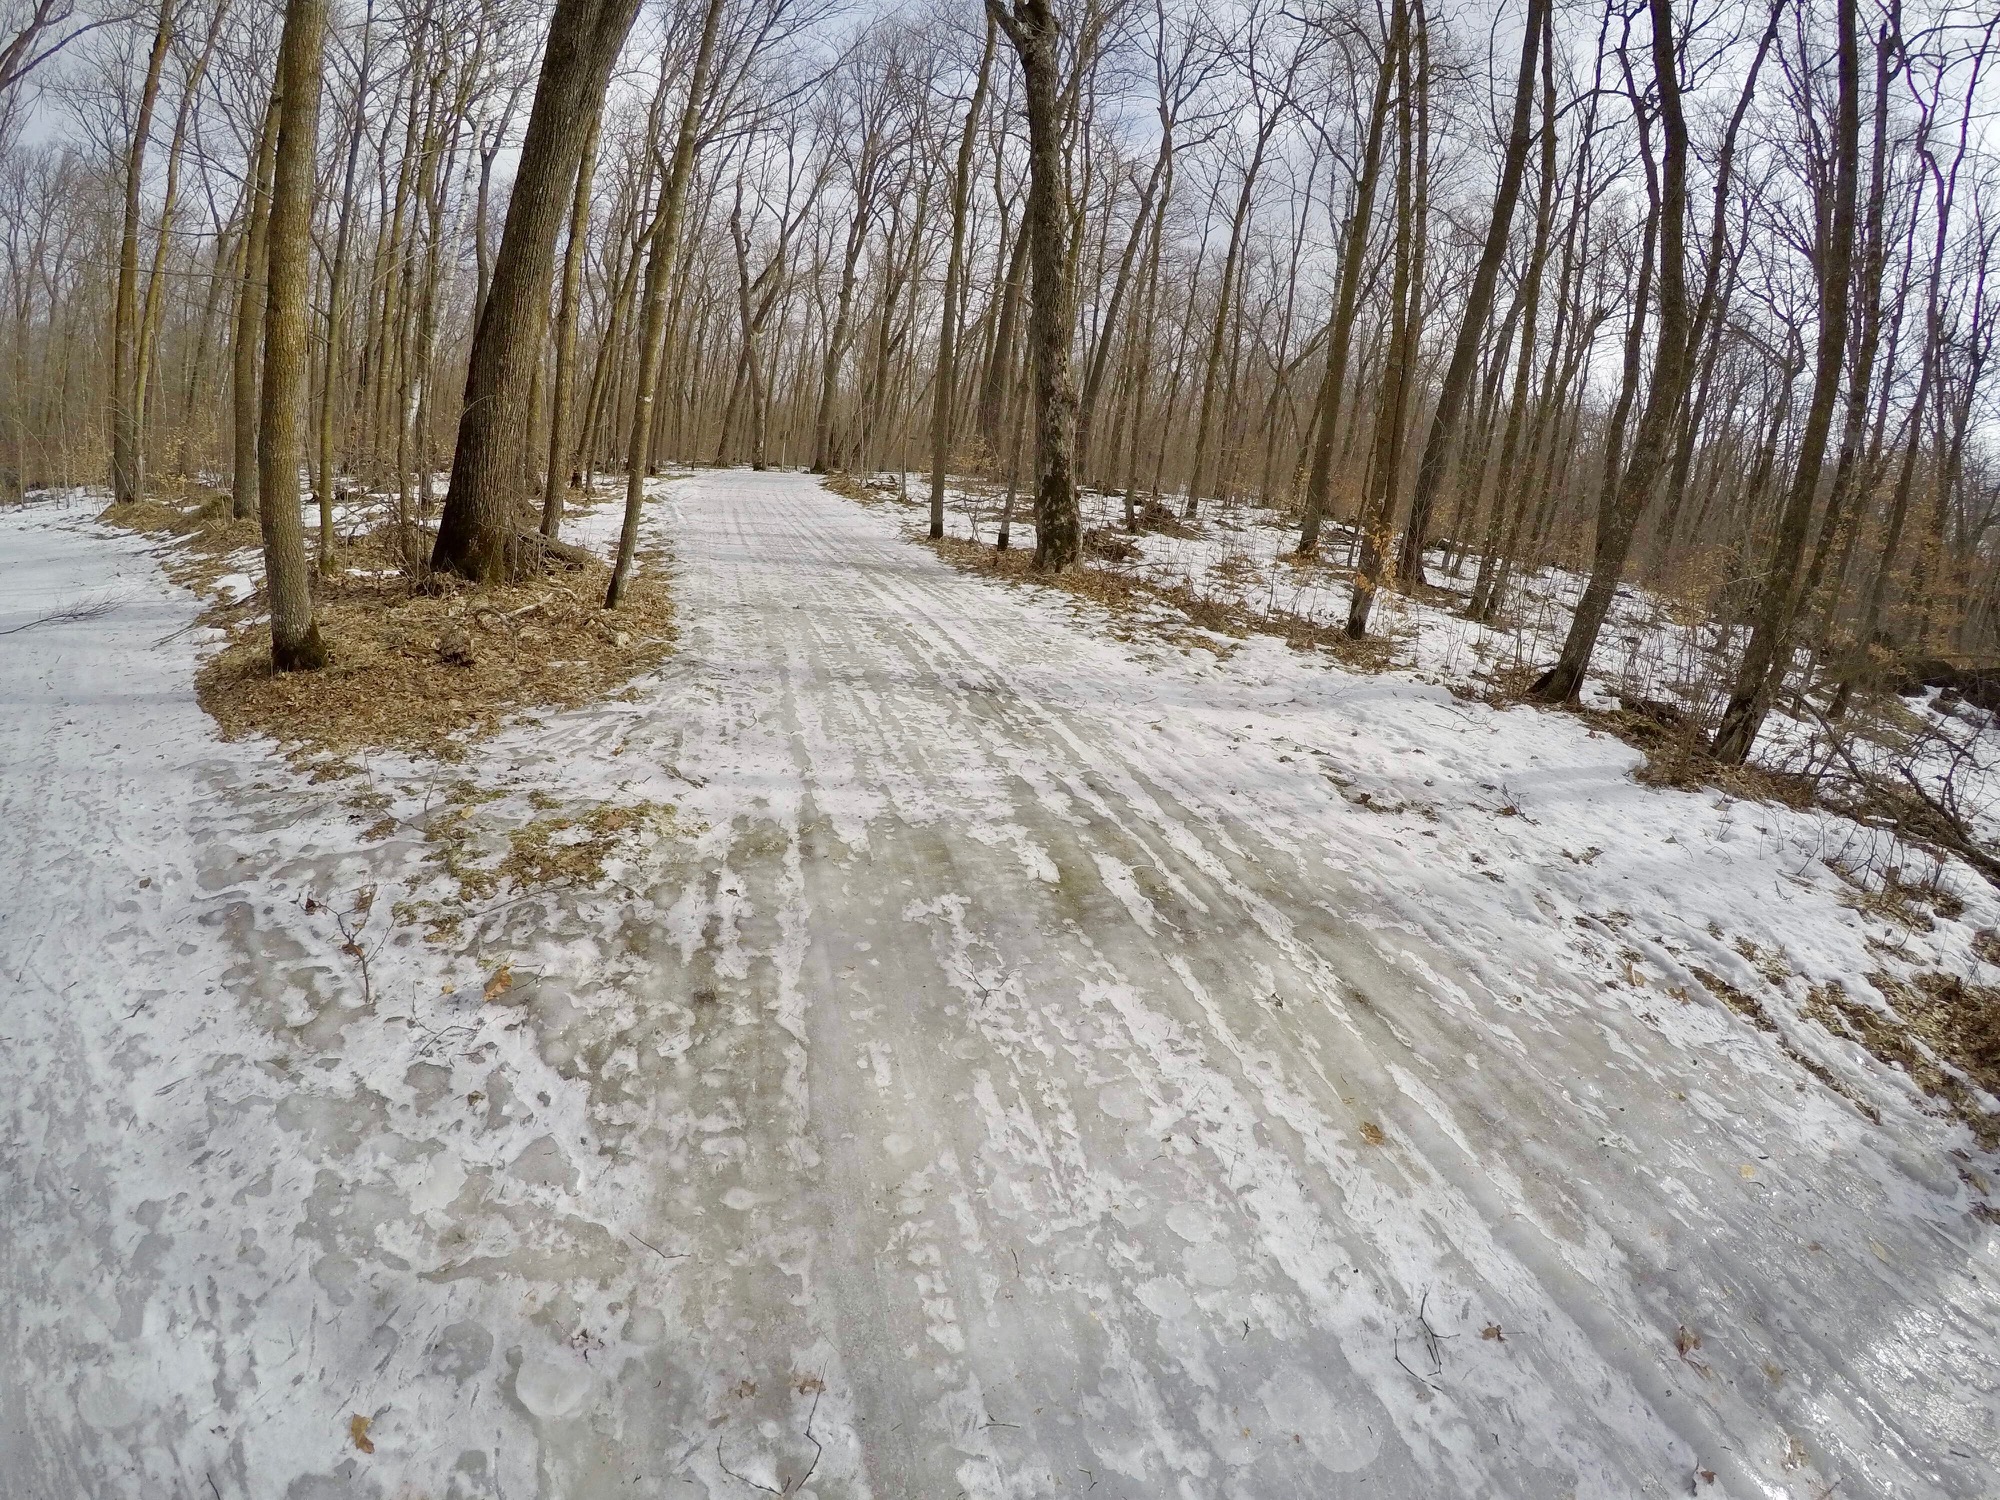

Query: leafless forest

[3,0,2000,763]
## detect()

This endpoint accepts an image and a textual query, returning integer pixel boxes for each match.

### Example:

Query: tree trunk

[541,100,602,538]
[1296,27,1396,557]
[315,1,376,572]
[607,0,727,608]
[110,0,175,506]
[1712,0,1860,761]
[1394,0,1545,589]
[433,0,643,582]
[992,0,1080,572]
[257,0,329,672]
[930,14,996,538]
[231,94,280,519]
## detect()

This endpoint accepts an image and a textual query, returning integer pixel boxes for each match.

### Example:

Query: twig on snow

[1,598,114,635]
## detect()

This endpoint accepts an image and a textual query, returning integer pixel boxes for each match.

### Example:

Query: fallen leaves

[1480,1324,1505,1342]
[1358,1121,1387,1147]
[484,963,513,1002]
[348,1413,374,1454]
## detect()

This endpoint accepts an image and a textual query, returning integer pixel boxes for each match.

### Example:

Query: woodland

[4,0,2000,1491]
[2,0,1997,752]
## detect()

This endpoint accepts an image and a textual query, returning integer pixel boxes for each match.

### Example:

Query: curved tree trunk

[433,0,643,582]
[1711,0,1860,760]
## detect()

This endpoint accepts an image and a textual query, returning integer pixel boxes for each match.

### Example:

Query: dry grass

[107,491,675,763]
[198,536,674,762]
[916,525,1414,671]
[1559,695,1821,809]
[1806,974,2000,1149]
[823,470,893,504]
[394,784,680,941]
[96,488,264,592]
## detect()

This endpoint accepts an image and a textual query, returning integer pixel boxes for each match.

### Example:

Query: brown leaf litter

[106,490,675,762]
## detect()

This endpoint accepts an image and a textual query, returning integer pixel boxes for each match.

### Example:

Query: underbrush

[101,488,675,763]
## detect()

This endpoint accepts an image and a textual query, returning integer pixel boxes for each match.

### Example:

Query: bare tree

[990,0,1081,572]
[255,0,325,671]
[432,0,643,582]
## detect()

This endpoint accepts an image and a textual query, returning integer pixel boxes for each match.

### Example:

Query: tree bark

[606,0,727,608]
[1393,0,1546,590]
[433,0,642,582]
[991,0,1080,572]
[231,93,280,519]
[1296,25,1397,557]
[930,14,996,538]
[110,0,175,506]
[257,0,329,672]
[541,100,602,538]
[1712,0,1861,761]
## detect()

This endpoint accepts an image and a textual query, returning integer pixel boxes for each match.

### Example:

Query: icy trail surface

[2,472,1995,1499]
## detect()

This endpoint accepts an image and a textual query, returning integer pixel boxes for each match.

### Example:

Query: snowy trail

[2,473,1995,1499]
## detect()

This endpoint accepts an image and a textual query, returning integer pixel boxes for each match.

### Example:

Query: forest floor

[2,468,1997,1500]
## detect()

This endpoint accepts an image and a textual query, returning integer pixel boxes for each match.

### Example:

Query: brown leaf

[794,1373,826,1395]
[341,942,364,959]
[732,1378,757,1399]
[349,1413,374,1454]
[1675,1325,1701,1358]
[1481,1324,1504,1342]
[1358,1121,1386,1147]
[484,963,513,1001]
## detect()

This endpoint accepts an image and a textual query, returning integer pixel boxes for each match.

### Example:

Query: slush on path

[1,472,1993,1498]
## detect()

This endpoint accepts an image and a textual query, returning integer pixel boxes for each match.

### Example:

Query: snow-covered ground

[2,471,1996,1498]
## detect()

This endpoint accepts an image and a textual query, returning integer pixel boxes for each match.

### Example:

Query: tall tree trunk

[315,0,376,573]
[1392,0,1545,590]
[992,0,1080,572]
[1347,0,1421,636]
[257,0,329,672]
[607,0,727,608]
[1712,0,1861,761]
[1532,0,1721,704]
[110,0,175,506]
[1296,26,1396,557]
[231,94,280,519]
[541,100,601,538]
[133,0,222,494]
[930,14,996,538]
[433,0,643,582]
[1077,124,1170,488]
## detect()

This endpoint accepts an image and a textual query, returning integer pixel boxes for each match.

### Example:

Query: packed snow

[1,471,1995,1499]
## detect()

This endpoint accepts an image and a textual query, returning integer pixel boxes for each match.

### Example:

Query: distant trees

[1,0,1998,758]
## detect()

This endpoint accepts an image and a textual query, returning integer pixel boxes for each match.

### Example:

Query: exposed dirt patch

[104,488,677,764]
